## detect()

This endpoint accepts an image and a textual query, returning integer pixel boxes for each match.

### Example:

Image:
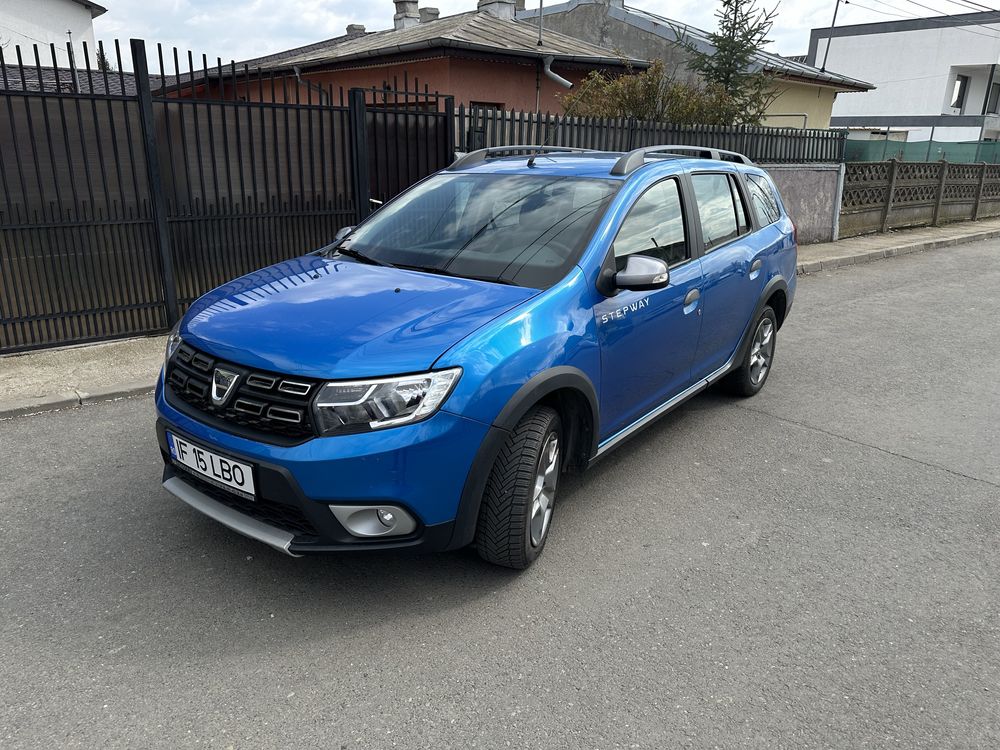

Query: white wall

[0,0,96,68]
[815,24,1000,119]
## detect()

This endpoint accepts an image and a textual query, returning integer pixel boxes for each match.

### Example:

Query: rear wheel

[723,306,777,397]
[475,406,562,569]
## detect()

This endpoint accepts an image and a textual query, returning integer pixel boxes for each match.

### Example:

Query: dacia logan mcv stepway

[156,144,797,568]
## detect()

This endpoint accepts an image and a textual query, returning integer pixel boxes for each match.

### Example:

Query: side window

[745,173,781,226]
[691,173,751,251]
[613,179,688,268]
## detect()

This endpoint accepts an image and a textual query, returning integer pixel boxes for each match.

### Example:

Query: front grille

[166,342,321,443]
[176,464,320,539]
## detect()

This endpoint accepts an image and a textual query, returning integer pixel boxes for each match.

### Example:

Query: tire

[475,406,562,569]
[723,306,778,397]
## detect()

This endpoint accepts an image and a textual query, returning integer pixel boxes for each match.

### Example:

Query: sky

[89,0,967,66]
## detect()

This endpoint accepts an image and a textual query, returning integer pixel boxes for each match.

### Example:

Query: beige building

[518,0,873,128]
[764,80,839,130]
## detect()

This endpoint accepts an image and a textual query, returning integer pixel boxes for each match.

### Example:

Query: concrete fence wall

[762,163,844,244]
[839,160,1000,239]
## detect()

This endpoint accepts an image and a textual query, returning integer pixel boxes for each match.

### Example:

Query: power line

[0,22,75,63]
[896,0,1000,36]
[846,0,1000,38]
[843,0,912,17]
[937,0,1000,13]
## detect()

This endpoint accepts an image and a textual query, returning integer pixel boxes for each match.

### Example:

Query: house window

[951,75,970,110]
[988,82,1000,115]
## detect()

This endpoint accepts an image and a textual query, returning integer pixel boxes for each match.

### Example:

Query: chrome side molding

[594,359,734,458]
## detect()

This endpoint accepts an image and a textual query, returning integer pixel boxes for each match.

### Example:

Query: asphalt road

[2,241,999,749]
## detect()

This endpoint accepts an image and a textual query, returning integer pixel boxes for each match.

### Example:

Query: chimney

[514,0,525,9]
[477,0,516,20]
[346,23,366,35]
[419,6,440,22]
[393,0,420,29]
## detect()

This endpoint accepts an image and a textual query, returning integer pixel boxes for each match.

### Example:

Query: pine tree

[683,0,779,125]
[96,48,114,73]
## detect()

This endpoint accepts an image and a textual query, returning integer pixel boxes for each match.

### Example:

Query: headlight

[312,368,461,435]
[164,322,182,369]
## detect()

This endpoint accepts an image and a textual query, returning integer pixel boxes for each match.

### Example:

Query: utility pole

[66,30,80,93]
[820,0,840,72]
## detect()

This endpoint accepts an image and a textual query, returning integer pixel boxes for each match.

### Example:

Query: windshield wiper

[397,263,518,286]
[329,246,395,268]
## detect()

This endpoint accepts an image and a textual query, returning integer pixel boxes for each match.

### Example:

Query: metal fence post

[348,88,371,224]
[880,158,898,234]
[130,38,179,326]
[974,162,988,220]
[456,102,465,153]
[932,160,949,226]
[444,95,456,164]
[837,129,847,162]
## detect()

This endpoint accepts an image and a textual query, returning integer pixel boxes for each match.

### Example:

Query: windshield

[337,173,619,288]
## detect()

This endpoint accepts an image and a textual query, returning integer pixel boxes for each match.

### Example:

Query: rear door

[595,177,704,440]
[688,171,764,378]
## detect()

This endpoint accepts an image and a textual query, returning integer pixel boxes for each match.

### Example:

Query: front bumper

[155,375,492,554]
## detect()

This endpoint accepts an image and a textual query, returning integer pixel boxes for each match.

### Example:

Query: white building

[809,11,1000,142]
[0,0,106,68]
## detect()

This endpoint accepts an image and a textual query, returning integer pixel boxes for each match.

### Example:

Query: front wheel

[723,306,777,397]
[475,406,562,569]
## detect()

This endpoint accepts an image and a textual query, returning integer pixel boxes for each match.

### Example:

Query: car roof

[446,148,757,181]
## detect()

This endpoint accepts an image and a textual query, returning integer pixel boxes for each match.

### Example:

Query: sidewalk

[2,217,998,419]
[0,336,166,418]
[797,215,1000,273]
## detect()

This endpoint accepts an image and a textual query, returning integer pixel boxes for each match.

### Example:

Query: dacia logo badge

[211,368,240,406]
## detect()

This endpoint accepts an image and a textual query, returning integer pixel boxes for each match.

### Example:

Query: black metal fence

[0,40,454,353]
[456,105,847,163]
[2,41,848,354]
[349,82,454,218]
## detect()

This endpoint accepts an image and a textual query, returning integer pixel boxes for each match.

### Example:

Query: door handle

[684,288,700,305]
[750,259,763,273]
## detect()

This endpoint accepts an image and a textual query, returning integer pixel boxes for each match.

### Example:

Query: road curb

[796,227,1000,275]
[0,381,155,419]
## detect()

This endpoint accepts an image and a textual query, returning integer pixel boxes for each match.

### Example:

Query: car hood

[180,255,537,379]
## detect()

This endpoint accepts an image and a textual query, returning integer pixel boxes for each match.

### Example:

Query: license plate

[167,431,256,500]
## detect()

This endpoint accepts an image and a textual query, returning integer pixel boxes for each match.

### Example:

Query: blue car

[156,144,796,568]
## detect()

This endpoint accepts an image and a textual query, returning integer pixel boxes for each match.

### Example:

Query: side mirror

[334,226,354,241]
[615,254,670,292]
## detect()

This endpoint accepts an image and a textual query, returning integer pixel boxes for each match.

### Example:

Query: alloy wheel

[749,317,775,385]
[529,432,559,547]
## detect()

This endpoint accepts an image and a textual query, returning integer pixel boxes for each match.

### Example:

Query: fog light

[328,504,417,537]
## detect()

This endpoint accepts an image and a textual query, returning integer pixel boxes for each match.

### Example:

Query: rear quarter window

[745,173,782,226]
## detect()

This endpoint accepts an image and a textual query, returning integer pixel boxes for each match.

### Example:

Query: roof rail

[611,145,753,176]
[448,145,595,170]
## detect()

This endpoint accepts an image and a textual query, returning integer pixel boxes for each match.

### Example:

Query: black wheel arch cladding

[447,366,599,550]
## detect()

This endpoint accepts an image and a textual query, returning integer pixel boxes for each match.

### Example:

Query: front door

[596,178,704,441]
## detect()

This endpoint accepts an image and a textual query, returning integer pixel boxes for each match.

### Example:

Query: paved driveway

[1,241,998,749]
